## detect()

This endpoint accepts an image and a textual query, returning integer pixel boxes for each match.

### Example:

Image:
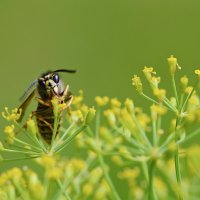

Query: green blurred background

[0,0,200,181]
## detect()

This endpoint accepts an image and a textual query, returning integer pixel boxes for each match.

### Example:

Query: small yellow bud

[185,86,194,94]
[104,109,116,127]
[153,88,166,101]
[132,75,143,94]
[27,118,37,136]
[4,125,15,138]
[124,98,134,113]
[168,55,181,75]
[151,104,167,119]
[2,107,22,121]
[46,168,62,179]
[82,183,93,197]
[195,69,200,79]
[110,98,121,108]
[95,96,109,106]
[111,155,124,166]
[71,110,84,123]
[180,76,188,92]
[118,167,140,180]
[85,138,100,153]
[85,107,96,125]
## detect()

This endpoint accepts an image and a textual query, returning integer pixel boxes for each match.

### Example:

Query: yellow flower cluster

[2,107,22,122]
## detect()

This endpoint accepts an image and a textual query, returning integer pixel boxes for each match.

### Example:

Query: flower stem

[98,154,121,200]
[171,75,179,107]
[148,160,157,200]
[175,145,183,200]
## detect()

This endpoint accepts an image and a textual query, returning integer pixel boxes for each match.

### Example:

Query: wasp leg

[63,85,69,97]
[35,98,50,106]
[36,117,53,131]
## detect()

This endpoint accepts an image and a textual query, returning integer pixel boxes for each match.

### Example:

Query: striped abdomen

[35,102,61,144]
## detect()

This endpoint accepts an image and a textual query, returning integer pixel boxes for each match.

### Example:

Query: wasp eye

[53,74,59,83]
[38,79,46,88]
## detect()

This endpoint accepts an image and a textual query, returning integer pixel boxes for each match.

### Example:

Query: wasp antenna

[53,69,77,73]
[19,80,37,101]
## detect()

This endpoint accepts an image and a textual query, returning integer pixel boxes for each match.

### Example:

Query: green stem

[179,128,200,144]
[54,124,87,153]
[152,117,157,146]
[171,75,179,107]
[131,114,152,148]
[95,108,121,200]
[142,93,175,112]
[95,108,101,139]
[52,122,76,151]
[56,179,72,200]
[98,154,121,200]
[175,146,183,200]
[14,138,43,153]
[173,118,184,200]
[181,80,198,112]
[148,160,157,200]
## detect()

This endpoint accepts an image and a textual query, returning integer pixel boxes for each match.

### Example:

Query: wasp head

[37,71,63,100]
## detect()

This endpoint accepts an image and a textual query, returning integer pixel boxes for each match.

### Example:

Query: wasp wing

[18,90,35,122]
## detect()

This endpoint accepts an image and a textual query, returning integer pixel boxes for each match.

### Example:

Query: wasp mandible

[18,69,76,144]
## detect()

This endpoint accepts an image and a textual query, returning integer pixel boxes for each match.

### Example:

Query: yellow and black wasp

[18,69,76,144]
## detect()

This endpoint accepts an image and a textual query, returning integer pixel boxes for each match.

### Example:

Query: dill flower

[153,88,166,101]
[151,104,167,120]
[88,167,103,184]
[4,125,15,144]
[143,66,160,88]
[94,179,110,199]
[85,107,96,125]
[180,76,188,92]
[110,98,121,108]
[82,183,93,197]
[132,75,143,94]
[2,107,22,122]
[168,55,181,75]
[71,110,84,123]
[195,69,200,79]
[118,167,140,180]
[95,96,109,106]
[4,125,15,137]
[111,155,124,166]
[27,118,37,136]
[104,109,116,127]
[154,177,168,199]
[124,98,134,114]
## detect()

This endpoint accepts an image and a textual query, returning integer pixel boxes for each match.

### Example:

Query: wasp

[18,69,76,144]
